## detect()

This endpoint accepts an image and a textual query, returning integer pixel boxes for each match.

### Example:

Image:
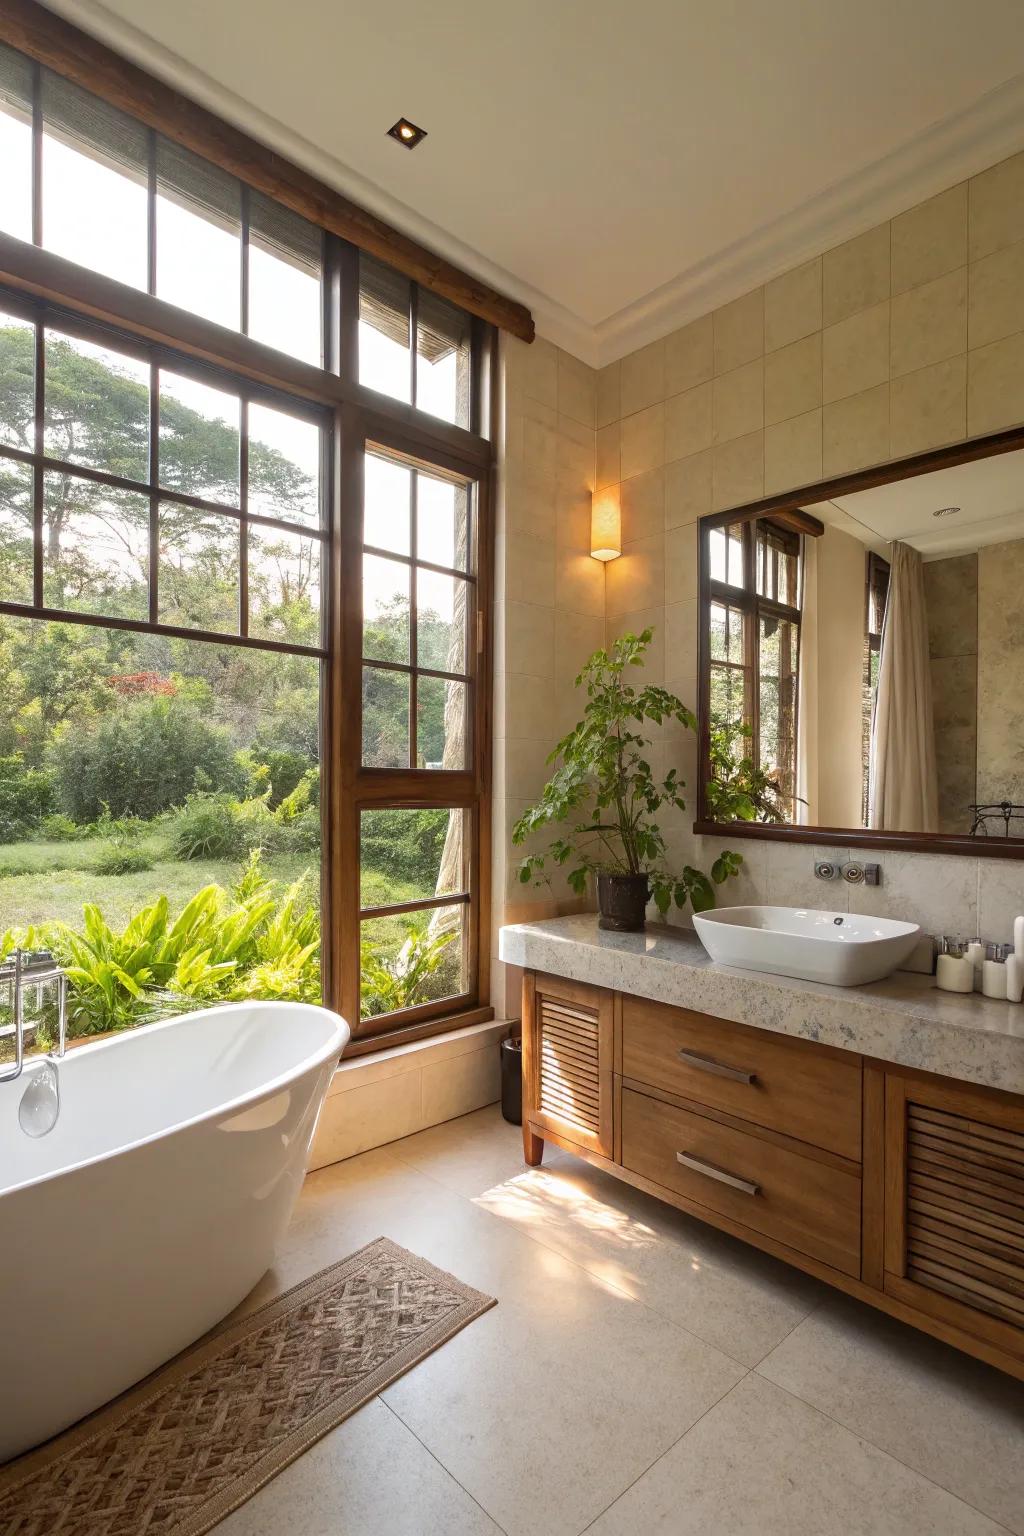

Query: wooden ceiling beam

[0,0,536,342]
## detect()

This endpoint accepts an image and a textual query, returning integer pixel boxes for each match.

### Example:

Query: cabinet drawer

[621,1087,862,1277]
[621,996,862,1162]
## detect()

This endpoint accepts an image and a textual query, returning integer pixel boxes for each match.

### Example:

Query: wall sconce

[590,486,621,562]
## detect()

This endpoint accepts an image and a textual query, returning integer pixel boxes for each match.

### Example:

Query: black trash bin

[500,1030,522,1125]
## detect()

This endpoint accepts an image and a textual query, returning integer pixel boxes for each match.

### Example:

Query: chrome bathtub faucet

[1,950,69,1137]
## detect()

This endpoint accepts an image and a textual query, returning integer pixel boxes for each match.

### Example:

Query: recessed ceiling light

[932,505,962,518]
[387,118,427,150]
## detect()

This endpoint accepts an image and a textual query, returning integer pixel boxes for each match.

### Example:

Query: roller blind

[41,68,147,182]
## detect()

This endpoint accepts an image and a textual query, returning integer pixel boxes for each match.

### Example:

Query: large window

[703,516,803,819]
[0,37,494,1051]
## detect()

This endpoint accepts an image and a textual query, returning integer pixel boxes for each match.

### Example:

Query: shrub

[51,696,247,822]
[360,927,456,1018]
[0,753,55,839]
[37,813,81,842]
[252,749,314,808]
[359,806,448,889]
[168,792,251,861]
[93,819,155,876]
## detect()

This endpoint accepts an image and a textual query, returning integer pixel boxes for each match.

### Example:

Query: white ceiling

[812,449,1024,560]
[46,0,1024,365]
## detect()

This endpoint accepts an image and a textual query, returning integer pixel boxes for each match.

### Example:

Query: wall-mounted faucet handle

[814,861,840,881]
[841,861,882,886]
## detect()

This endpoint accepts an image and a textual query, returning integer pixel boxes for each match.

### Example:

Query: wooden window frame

[0,34,498,1050]
[698,515,803,821]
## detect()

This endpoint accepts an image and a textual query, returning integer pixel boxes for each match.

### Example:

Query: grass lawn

[0,838,319,932]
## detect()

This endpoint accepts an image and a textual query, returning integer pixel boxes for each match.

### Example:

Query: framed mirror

[695,426,1024,858]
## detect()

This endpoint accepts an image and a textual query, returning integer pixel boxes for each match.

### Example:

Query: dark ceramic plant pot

[597,873,650,932]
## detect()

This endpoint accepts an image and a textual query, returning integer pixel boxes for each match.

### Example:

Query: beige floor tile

[390,1104,559,1199]
[585,1373,1007,1536]
[475,1152,826,1368]
[757,1293,1024,1534]
[216,1397,503,1536]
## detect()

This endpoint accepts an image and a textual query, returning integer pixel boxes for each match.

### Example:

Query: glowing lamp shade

[590,487,621,561]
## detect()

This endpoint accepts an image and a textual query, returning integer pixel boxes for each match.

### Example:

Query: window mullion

[239,398,249,637]
[148,356,159,624]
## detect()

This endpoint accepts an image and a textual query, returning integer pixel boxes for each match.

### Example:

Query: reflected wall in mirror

[697,431,1024,852]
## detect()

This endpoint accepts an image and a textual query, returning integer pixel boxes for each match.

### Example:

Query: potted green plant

[512,629,741,931]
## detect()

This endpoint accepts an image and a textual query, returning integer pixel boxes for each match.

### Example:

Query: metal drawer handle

[676,1150,760,1197]
[678,1048,756,1085]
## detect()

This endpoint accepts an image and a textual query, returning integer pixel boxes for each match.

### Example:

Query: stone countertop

[498,914,1024,1095]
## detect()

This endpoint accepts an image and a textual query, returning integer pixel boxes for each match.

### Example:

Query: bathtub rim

[1,999,350,1200]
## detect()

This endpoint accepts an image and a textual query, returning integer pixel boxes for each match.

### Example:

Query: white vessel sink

[692,905,921,987]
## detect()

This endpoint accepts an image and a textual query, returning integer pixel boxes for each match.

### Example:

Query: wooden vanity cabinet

[522,969,1024,1381]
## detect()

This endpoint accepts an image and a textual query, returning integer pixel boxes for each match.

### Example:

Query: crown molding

[591,71,1024,369]
[36,4,1024,373]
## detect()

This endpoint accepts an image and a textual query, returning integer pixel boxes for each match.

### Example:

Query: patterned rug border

[0,1236,497,1535]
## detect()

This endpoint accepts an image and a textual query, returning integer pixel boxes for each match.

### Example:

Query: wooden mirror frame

[694,423,1024,860]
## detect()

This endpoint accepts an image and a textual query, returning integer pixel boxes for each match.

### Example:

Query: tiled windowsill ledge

[307,1019,509,1169]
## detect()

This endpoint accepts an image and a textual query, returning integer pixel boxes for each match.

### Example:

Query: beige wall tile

[621,466,665,543]
[764,257,822,352]
[890,266,966,378]
[969,239,1024,350]
[505,670,563,739]
[823,300,890,403]
[712,359,763,444]
[665,314,714,395]
[556,545,605,618]
[620,338,666,416]
[309,1070,422,1164]
[764,408,823,495]
[969,148,1024,262]
[505,736,554,799]
[596,360,621,429]
[514,334,559,407]
[505,600,555,678]
[557,352,597,427]
[420,1046,499,1126]
[596,421,620,488]
[890,355,966,458]
[665,448,713,527]
[665,381,713,460]
[713,289,764,374]
[666,523,698,604]
[605,533,665,615]
[764,332,822,426]
[891,183,968,294]
[504,532,555,606]
[967,330,1024,435]
[620,402,665,478]
[711,430,764,510]
[555,490,591,553]
[606,608,665,685]
[822,383,890,476]
[665,599,699,695]
[823,222,890,326]
[555,609,606,680]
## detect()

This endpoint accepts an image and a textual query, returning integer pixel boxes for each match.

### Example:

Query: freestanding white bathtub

[0,1000,349,1463]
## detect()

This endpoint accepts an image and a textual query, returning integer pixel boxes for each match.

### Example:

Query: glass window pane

[43,474,148,618]
[416,290,472,427]
[41,72,148,290]
[708,523,745,587]
[359,807,468,907]
[248,192,322,366]
[758,613,799,811]
[248,403,320,527]
[156,139,241,330]
[360,902,465,1020]
[0,309,34,451]
[0,45,33,242]
[363,554,410,662]
[359,254,411,403]
[418,471,470,572]
[0,614,321,1014]
[158,504,239,633]
[364,450,410,555]
[417,568,468,674]
[362,666,408,767]
[248,525,320,644]
[417,675,467,770]
[44,329,149,482]
[0,457,33,604]
[159,370,240,505]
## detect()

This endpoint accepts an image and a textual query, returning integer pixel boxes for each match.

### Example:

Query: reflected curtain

[868,541,938,832]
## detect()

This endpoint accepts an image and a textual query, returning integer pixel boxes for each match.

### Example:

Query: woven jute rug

[0,1237,495,1536]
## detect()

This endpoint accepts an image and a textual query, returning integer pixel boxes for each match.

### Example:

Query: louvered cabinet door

[522,973,614,1158]
[884,1074,1024,1360]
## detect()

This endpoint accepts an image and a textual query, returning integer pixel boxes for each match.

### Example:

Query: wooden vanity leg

[523,1125,544,1166]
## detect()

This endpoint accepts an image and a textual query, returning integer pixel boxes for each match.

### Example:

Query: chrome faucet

[0,948,69,1083]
